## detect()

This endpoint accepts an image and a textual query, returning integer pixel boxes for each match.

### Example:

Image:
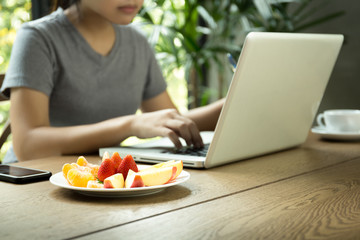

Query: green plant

[135,0,344,107]
[0,0,31,161]
[0,0,31,74]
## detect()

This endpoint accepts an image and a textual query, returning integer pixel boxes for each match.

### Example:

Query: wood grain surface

[1,133,359,239]
[84,157,360,240]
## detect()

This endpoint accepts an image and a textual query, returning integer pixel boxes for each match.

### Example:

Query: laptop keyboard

[162,144,210,157]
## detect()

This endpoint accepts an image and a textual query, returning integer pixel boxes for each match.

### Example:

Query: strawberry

[117,155,138,180]
[110,152,122,170]
[97,158,116,182]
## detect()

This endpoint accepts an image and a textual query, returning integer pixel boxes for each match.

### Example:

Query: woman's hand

[130,109,204,149]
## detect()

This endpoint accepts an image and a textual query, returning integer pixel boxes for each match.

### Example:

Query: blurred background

[0,0,359,160]
[301,0,360,113]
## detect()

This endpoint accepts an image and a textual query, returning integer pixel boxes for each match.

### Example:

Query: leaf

[196,5,217,29]
[253,0,273,21]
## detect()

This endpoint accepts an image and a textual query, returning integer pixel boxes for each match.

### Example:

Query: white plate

[50,166,190,197]
[311,126,360,141]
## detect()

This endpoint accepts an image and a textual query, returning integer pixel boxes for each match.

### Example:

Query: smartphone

[0,164,52,184]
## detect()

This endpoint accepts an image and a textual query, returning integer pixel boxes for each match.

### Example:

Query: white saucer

[311,126,360,141]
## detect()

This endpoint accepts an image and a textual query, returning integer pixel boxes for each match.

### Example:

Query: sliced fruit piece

[75,156,99,176]
[97,158,116,182]
[76,156,88,166]
[140,160,183,180]
[110,152,122,169]
[140,166,176,186]
[102,151,110,162]
[67,168,95,187]
[87,180,104,188]
[126,166,176,187]
[62,163,76,179]
[104,173,124,188]
[70,163,79,168]
[117,155,138,180]
[89,165,99,177]
[125,170,145,188]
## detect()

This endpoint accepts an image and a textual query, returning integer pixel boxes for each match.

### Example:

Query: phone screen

[0,165,52,184]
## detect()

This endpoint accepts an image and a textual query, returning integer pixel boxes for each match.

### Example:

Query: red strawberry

[110,152,122,169]
[117,155,138,180]
[97,158,116,182]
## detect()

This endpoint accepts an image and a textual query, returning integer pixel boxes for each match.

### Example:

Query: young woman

[1,0,224,163]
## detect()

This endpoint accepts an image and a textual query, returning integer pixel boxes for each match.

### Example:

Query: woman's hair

[52,0,80,11]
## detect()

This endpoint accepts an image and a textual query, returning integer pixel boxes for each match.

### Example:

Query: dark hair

[52,0,80,11]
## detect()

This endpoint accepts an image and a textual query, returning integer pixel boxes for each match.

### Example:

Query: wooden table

[1,133,360,240]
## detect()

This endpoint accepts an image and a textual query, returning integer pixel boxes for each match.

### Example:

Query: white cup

[317,109,360,132]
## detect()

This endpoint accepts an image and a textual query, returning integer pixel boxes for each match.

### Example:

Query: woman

[1,0,224,163]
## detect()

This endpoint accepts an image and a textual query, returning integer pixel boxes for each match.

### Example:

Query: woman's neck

[65,5,116,56]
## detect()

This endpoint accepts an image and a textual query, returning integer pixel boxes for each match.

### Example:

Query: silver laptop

[100,32,344,168]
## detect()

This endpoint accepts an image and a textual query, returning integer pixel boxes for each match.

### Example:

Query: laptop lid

[100,32,343,169]
[204,32,343,168]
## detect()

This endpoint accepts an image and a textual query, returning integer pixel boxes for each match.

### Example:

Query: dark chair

[0,74,11,150]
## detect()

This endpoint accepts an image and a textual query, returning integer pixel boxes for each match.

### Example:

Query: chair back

[0,74,11,150]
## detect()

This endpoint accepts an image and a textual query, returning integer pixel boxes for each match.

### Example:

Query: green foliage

[135,0,344,107]
[0,0,31,161]
[0,0,31,74]
[0,102,11,161]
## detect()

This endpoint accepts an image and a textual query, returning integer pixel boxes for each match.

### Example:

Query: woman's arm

[184,98,225,131]
[10,87,135,160]
[11,88,222,160]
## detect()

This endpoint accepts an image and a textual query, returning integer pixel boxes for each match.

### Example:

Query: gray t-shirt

[1,8,167,163]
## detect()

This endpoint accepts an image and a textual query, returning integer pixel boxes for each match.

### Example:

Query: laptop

[100,32,344,168]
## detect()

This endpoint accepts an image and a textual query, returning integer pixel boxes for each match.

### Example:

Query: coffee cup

[316,109,360,132]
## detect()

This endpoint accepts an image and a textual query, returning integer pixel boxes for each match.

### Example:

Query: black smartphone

[0,164,52,184]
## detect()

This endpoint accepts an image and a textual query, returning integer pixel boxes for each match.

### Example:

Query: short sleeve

[1,24,55,98]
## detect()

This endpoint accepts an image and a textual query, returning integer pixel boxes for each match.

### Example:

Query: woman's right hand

[130,109,204,149]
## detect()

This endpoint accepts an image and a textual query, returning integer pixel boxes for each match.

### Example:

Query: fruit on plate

[125,170,145,188]
[62,163,76,179]
[104,173,125,188]
[102,151,110,162]
[61,154,183,189]
[76,156,88,166]
[97,158,116,182]
[87,180,104,188]
[76,156,99,176]
[140,160,183,180]
[125,166,176,188]
[110,152,122,169]
[117,155,138,180]
[67,167,95,187]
